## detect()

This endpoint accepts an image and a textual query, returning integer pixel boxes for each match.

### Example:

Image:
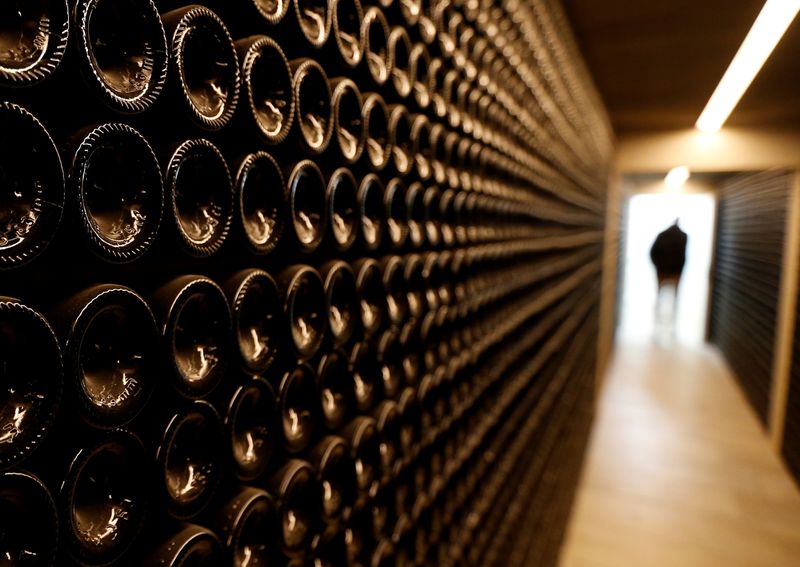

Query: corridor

[558,341,800,567]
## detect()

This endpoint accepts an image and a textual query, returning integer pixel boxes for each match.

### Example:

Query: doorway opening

[618,189,717,345]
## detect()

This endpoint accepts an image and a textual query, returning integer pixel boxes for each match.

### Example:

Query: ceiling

[561,0,800,135]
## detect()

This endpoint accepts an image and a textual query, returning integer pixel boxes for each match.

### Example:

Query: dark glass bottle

[0,0,69,87]
[375,329,404,398]
[68,123,163,263]
[320,260,359,349]
[342,416,381,502]
[330,77,365,164]
[405,183,427,249]
[410,114,432,180]
[267,459,320,557]
[409,42,431,108]
[164,138,233,257]
[357,174,385,253]
[53,284,158,429]
[348,341,378,412]
[150,275,232,399]
[290,58,334,155]
[210,486,278,566]
[225,269,282,375]
[276,265,327,361]
[286,160,327,254]
[162,5,240,130]
[73,0,168,112]
[292,0,331,48]
[0,297,62,470]
[384,178,408,250]
[0,471,58,565]
[361,92,390,171]
[235,35,294,145]
[145,523,225,565]
[361,7,390,86]
[0,102,64,269]
[224,377,278,482]
[308,435,357,525]
[233,151,286,256]
[372,399,400,486]
[353,258,386,340]
[316,349,355,430]
[423,186,442,248]
[380,255,408,328]
[60,429,149,565]
[277,363,319,453]
[388,26,412,98]
[325,167,359,253]
[388,105,412,176]
[331,0,363,68]
[156,400,225,519]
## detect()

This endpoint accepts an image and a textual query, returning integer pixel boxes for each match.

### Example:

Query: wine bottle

[307,435,357,525]
[423,186,442,248]
[51,284,158,429]
[372,399,400,485]
[224,377,278,482]
[233,151,286,256]
[388,26,412,98]
[277,363,319,453]
[164,138,233,257]
[0,471,58,565]
[309,526,349,566]
[384,178,408,250]
[292,0,331,48]
[428,122,448,185]
[234,35,294,145]
[341,416,381,502]
[0,0,69,87]
[408,42,431,108]
[161,5,240,130]
[73,0,168,112]
[409,114,432,180]
[156,400,226,519]
[325,167,359,253]
[0,297,62,470]
[150,275,232,399]
[209,486,278,566]
[405,183,427,249]
[342,503,374,566]
[290,58,334,155]
[67,122,163,263]
[353,258,386,340]
[60,429,149,565]
[0,102,64,269]
[361,7,391,86]
[375,329,404,398]
[361,92,390,172]
[319,260,359,348]
[357,174,385,253]
[286,160,327,254]
[380,255,408,328]
[387,104,412,176]
[316,349,355,430]
[225,269,282,375]
[396,386,419,465]
[276,265,327,361]
[267,458,320,557]
[330,0,364,68]
[347,341,378,412]
[402,253,425,321]
[428,57,447,119]
[144,523,225,565]
[330,77,365,164]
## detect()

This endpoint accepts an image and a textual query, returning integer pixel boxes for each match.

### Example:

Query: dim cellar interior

[2,0,799,566]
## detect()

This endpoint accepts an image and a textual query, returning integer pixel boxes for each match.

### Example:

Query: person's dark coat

[650,224,687,280]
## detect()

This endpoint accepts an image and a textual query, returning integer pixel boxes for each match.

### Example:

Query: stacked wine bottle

[0,0,612,565]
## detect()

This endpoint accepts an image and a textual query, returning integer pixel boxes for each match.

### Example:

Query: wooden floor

[558,340,800,567]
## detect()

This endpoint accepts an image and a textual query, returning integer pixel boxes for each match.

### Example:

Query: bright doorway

[618,191,717,345]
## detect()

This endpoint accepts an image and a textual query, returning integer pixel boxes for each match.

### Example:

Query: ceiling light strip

[696,0,800,133]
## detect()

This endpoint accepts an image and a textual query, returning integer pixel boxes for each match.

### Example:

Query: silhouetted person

[650,219,688,337]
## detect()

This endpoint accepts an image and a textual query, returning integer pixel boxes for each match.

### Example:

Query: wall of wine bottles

[0,0,613,565]
[710,170,792,426]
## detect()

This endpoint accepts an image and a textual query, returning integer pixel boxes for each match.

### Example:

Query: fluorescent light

[696,0,800,133]
[665,166,690,189]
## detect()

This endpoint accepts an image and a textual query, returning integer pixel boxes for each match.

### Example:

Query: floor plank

[558,341,800,567]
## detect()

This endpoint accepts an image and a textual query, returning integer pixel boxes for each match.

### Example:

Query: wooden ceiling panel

[561,0,799,134]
